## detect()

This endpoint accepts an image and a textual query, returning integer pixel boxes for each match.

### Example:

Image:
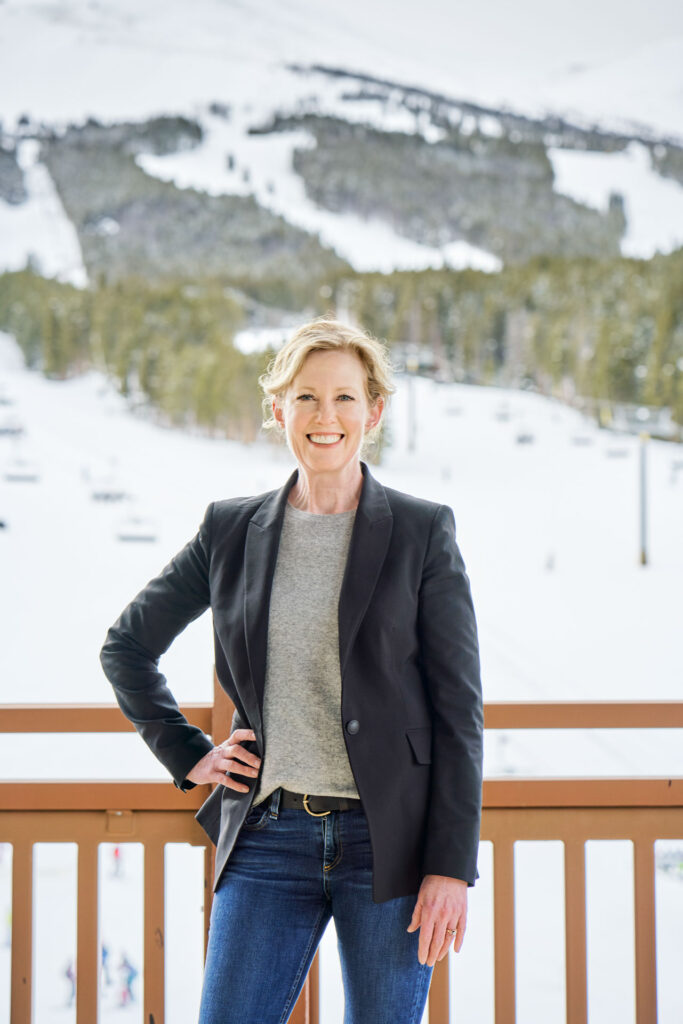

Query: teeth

[309,434,342,444]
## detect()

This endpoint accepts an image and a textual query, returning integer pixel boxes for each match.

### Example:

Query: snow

[0,140,87,287]
[136,108,502,274]
[1,308,682,1017]
[1,0,682,140]
[233,326,294,356]
[1,0,682,284]
[548,141,683,258]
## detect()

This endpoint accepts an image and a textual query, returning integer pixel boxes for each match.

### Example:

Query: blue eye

[296,393,354,400]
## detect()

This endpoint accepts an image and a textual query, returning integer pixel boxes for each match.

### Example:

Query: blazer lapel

[243,466,299,740]
[338,462,393,676]
[243,460,393,736]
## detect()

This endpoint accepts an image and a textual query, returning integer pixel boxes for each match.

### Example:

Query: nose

[314,398,339,424]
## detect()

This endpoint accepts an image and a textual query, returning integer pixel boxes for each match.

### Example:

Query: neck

[288,462,364,514]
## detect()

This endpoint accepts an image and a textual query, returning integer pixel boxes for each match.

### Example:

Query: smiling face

[272,348,383,479]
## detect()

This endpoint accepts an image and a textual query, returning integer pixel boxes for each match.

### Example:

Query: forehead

[292,348,368,387]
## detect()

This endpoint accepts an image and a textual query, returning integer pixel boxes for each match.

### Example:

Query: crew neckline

[285,501,357,518]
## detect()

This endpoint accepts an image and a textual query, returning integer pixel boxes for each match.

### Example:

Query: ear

[272,396,285,429]
[365,396,384,432]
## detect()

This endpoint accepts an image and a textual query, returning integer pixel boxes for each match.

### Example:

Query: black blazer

[100,460,483,904]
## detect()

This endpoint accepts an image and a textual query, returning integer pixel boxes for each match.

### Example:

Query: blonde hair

[258,315,396,455]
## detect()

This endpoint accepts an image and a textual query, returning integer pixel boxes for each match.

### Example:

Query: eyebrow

[295,385,360,391]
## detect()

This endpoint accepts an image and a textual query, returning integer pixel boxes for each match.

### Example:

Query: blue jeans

[198,787,434,1024]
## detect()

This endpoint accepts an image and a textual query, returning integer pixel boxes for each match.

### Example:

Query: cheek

[285,407,306,430]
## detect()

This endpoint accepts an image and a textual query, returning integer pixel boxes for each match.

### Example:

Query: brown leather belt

[261,788,363,816]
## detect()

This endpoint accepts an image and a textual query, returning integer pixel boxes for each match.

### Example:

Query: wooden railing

[1,691,682,1024]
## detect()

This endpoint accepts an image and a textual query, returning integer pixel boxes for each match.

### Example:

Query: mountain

[1,0,682,138]
[0,0,682,286]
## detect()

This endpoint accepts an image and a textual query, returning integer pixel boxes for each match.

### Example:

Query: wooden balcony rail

[1,695,682,1024]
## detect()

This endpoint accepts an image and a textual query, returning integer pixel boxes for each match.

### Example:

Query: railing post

[11,840,33,1024]
[494,838,516,1024]
[290,953,319,1024]
[308,952,320,1024]
[564,840,587,1024]
[145,841,166,1023]
[212,668,234,746]
[428,956,450,1023]
[77,840,100,1022]
[633,839,657,1024]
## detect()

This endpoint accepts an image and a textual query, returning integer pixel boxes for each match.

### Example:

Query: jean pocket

[242,801,270,831]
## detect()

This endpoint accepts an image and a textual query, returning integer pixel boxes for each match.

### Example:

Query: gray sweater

[251,500,360,805]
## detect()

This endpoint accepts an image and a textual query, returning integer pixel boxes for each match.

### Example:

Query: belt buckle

[303,793,331,817]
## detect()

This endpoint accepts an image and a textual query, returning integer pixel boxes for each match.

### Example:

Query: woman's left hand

[406,874,468,965]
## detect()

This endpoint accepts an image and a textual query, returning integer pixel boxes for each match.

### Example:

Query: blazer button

[346,719,360,734]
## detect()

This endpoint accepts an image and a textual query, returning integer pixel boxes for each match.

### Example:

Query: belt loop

[269,787,282,819]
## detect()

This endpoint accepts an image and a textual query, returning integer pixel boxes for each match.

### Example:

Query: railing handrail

[2,699,683,732]
[484,700,683,728]
[2,777,683,810]
[0,701,213,732]
[0,780,208,809]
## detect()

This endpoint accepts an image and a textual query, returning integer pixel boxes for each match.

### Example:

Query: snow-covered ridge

[2,1,682,282]
[1,0,682,139]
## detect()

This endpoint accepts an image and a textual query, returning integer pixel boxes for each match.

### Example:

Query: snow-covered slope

[548,141,683,258]
[1,0,682,139]
[1,0,682,283]
[134,106,502,274]
[0,139,87,286]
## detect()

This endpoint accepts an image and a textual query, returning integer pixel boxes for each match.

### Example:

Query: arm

[417,503,484,886]
[99,504,216,791]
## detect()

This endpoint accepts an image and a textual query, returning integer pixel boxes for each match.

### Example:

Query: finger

[217,772,250,793]
[453,917,467,954]
[427,917,462,965]
[229,729,257,745]
[220,756,260,778]
[427,926,446,966]
[406,903,421,932]
[438,913,467,957]
[418,921,435,966]
[435,923,460,961]
[453,906,467,951]
[223,742,261,770]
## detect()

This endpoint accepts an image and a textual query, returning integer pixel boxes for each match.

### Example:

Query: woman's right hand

[185,729,262,792]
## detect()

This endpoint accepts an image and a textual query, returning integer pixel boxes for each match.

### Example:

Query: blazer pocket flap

[406,727,432,765]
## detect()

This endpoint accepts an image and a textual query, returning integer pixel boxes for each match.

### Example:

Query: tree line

[1,246,682,441]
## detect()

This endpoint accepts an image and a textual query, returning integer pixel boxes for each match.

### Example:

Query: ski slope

[1,0,683,287]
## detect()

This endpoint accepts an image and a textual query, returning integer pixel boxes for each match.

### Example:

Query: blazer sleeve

[99,503,216,792]
[417,503,484,886]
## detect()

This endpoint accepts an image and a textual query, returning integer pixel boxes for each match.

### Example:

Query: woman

[100,316,483,1024]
